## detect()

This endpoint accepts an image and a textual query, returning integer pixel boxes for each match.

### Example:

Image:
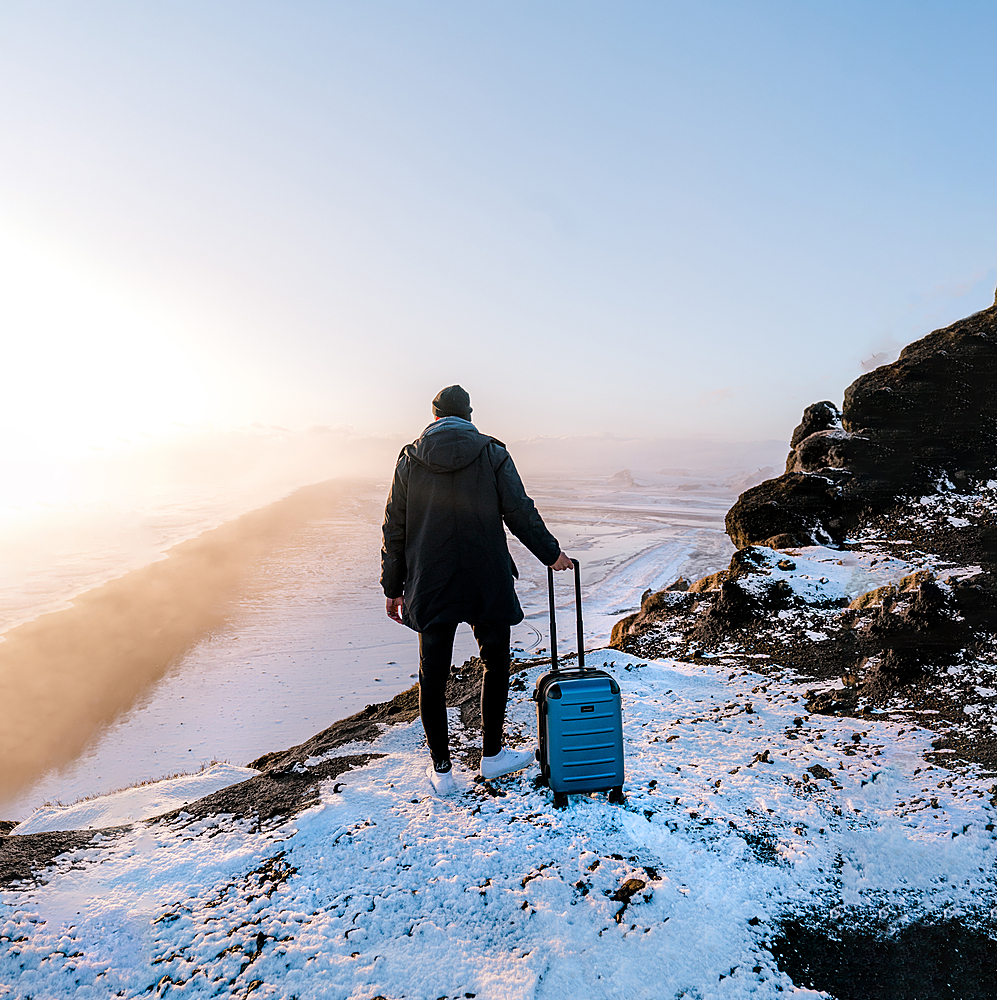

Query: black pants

[418,622,511,763]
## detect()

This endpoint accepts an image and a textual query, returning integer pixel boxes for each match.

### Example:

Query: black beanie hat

[432,384,472,420]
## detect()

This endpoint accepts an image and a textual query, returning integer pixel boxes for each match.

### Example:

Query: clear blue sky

[1,1,995,459]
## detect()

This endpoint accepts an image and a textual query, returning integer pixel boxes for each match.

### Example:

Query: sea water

[2,472,737,820]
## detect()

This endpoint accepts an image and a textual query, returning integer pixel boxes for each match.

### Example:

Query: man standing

[381,385,572,795]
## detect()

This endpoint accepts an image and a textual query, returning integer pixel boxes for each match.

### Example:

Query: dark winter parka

[381,417,560,632]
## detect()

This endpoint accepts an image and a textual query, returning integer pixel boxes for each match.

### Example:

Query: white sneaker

[427,761,456,796]
[481,747,534,780]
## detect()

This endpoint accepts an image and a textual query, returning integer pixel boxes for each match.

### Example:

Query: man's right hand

[386,596,404,623]
[550,551,573,571]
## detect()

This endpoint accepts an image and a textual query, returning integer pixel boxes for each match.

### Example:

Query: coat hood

[406,417,495,473]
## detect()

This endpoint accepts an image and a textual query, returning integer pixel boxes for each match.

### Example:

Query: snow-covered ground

[4,649,995,999]
[11,765,258,836]
[733,542,982,608]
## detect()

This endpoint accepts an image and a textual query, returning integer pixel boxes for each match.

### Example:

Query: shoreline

[0,650,547,884]
[0,478,364,809]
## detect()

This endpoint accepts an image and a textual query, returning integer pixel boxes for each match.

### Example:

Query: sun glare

[0,231,209,504]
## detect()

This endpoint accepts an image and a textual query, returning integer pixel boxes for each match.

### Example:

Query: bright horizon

[2,2,996,490]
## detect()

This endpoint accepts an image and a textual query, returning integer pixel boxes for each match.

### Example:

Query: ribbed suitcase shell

[534,561,625,799]
[536,668,624,793]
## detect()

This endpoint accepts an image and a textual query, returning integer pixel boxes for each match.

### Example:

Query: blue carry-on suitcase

[534,559,625,809]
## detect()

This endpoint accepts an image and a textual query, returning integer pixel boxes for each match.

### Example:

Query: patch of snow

[738,545,923,605]
[11,764,258,835]
[942,565,984,581]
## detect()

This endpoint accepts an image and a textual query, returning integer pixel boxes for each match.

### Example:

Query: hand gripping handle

[547,558,584,673]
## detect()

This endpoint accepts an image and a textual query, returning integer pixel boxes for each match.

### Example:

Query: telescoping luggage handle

[547,558,584,673]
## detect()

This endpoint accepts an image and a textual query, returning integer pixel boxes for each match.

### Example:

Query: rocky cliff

[727,287,997,550]
[612,289,997,768]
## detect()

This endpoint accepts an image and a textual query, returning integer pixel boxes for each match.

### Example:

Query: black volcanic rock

[859,578,966,682]
[790,400,841,449]
[688,578,766,645]
[843,317,997,487]
[728,297,997,549]
[725,472,848,549]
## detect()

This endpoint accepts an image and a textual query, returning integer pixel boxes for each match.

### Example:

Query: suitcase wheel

[553,792,569,810]
[608,786,626,805]
[532,773,549,790]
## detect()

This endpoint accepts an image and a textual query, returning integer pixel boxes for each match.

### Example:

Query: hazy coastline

[1,469,743,821]
[0,480,364,809]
